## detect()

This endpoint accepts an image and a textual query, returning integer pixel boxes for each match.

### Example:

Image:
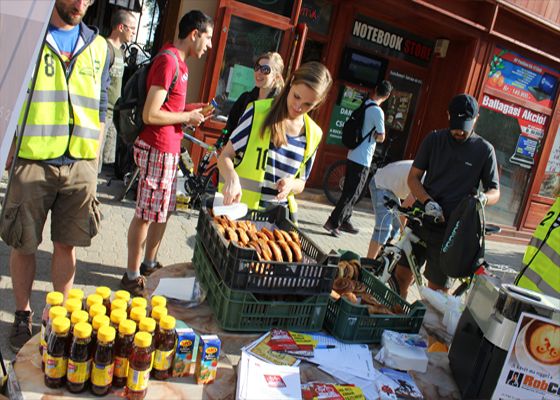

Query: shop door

[381,63,427,163]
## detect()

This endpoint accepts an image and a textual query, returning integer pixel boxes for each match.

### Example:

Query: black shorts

[399,219,449,287]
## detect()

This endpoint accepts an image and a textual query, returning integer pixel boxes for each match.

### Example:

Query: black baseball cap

[448,94,479,132]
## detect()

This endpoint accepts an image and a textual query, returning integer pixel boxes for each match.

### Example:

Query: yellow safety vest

[18,35,107,160]
[220,98,323,216]
[516,197,560,297]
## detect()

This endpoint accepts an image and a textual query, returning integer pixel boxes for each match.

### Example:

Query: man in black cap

[393,93,500,298]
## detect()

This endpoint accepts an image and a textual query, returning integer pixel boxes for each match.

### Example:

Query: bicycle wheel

[323,159,347,205]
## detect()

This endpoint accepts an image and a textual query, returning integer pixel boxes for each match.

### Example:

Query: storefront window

[298,0,333,36]
[215,16,283,116]
[301,39,324,63]
[237,0,294,17]
[539,125,560,197]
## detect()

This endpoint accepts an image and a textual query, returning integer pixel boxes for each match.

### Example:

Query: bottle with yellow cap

[95,286,112,314]
[90,314,110,359]
[110,309,127,330]
[130,297,147,311]
[66,321,92,393]
[68,288,85,308]
[88,303,107,324]
[127,332,152,400]
[65,298,82,315]
[139,317,156,370]
[150,295,166,313]
[152,315,177,381]
[70,310,89,335]
[42,305,67,372]
[150,306,167,331]
[111,298,128,314]
[113,319,136,388]
[114,290,131,304]
[90,325,116,396]
[86,293,103,313]
[40,292,64,358]
[129,307,147,330]
[44,316,71,388]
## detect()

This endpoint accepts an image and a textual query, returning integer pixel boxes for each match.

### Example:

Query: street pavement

[0,171,526,361]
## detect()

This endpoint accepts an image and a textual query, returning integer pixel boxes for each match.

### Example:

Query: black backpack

[341,101,377,149]
[114,49,179,144]
[440,195,485,278]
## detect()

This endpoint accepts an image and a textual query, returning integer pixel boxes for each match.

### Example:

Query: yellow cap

[86,293,103,308]
[52,316,70,334]
[159,315,176,331]
[46,291,64,306]
[110,309,127,326]
[131,297,147,309]
[73,322,92,339]
[95,286,111,300]
[89,303,106,319]
[65,298,82,314]
[118,319,136,335]
[139,317,156,333]
[114,290,131,303]
[68,288,85,301]
[97,325,116,343]
[92,315,110,331]
[151,306,167,322]
[49,305,67,320]
[129,307,146,323]
[111,299,127,312]
[71,310,89,325]
[134,331,152,348]
[151,295,167,308]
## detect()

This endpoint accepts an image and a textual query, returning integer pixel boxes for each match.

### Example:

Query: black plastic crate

[196,197,339,295]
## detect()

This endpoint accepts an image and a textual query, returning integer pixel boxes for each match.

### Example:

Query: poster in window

[326,85,368,145]
[487,47,560,109]
[539,125,560,197]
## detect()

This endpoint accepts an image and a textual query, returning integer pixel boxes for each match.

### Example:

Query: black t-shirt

[413,129,499,218]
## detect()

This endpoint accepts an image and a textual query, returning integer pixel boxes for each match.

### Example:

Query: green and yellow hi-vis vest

[18,35,107,160]
[516,197,560,297]
[219,98,323,216]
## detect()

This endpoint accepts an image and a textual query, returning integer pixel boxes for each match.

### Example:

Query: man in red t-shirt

[122,10,214,295]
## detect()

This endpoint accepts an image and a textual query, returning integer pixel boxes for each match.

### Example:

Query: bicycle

[322,137,394,205]
[369,197,504,297]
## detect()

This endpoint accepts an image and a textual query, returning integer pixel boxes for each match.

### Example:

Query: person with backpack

[122,10,213,296]
[323,81,393,237]
[98,10,137,173]
[393,94,500,299]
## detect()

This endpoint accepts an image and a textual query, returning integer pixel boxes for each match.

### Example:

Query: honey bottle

[90,325,116,396]
[151,316,177,381]
[149,295,166,315]
[139,317,156,370]
[40,292,64,360]
[70,310,89,336]
[86,293,103,313]
[112,319,136,388]
[126,332,152,400]
[89,303,107,324]
[150,306,167,331]
[95,286,112,315]
[129,307,147,330]
[68,288,85,306]
[42,306,67,372]
[111,298,128,314]
[90,314,110,360]
[66,321,92,393]
[110,309,127,330]
[130,297,147,315]
[64,298,82,316]
[114,290,131,309]
[44,316,70,388]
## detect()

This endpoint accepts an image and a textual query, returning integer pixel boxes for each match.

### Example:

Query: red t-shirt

[138,44,188,154]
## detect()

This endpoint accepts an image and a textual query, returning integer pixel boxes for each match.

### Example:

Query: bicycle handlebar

[384,197,444,224]
[182,129,216,152]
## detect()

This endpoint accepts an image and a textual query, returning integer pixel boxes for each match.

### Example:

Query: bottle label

[113,356,129,378]
[127,367,150,391]
[91,363,114,386]
[153,349,174,370]
[67,359,90,383]
[45,355,67,379]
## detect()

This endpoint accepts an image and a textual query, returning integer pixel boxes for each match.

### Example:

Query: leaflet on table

[377,368,424,400]
[267,329,318,357]
[242,332,301,367]
[318,365,380,400]
[301,382,366,400]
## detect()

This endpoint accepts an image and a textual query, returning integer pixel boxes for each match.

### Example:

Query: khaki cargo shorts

[0,158,101,254]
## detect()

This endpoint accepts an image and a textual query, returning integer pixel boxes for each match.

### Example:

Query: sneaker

[140,261,164,277]
[120,273,147,297]
[323,220,341,237]
[10,310,33,352]
[340,221,360,234]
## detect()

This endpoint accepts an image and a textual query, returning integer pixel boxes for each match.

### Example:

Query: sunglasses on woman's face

[254,64,272,75]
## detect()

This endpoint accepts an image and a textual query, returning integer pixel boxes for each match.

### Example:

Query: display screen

[339,48,387,87]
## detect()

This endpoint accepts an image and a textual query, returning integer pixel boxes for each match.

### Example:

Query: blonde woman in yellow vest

[516,184,560,298]
[218,62,332,221]
[0,0,110,352]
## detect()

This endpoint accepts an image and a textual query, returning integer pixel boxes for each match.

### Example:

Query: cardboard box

[171,321,199,377]
[194,334,221,384]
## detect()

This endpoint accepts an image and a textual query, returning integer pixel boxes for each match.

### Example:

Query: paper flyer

[491,312,560,400]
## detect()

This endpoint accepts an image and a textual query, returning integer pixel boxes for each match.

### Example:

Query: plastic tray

[196,197,339,295]
[324,259,426,343]
[193,238,329,332]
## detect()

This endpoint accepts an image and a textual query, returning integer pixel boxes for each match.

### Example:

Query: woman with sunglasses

[225,52,285,134]
[218,61,332,221]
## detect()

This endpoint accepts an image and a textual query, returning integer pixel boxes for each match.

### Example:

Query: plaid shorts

[133,139,179,223]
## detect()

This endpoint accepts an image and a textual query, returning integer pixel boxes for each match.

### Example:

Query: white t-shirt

[374,160,414,200]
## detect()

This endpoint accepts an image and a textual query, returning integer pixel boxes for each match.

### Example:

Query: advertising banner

[487,47,560,109]
[326,85,368,145]
[492,312,560,400]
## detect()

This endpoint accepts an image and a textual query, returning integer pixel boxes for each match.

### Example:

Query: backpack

[114,49,179,144]
[440,195,485,278]
[341,101,377,149]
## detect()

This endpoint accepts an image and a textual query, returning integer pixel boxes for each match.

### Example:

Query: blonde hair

[262,61,332,147]
[256,52,285,92]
